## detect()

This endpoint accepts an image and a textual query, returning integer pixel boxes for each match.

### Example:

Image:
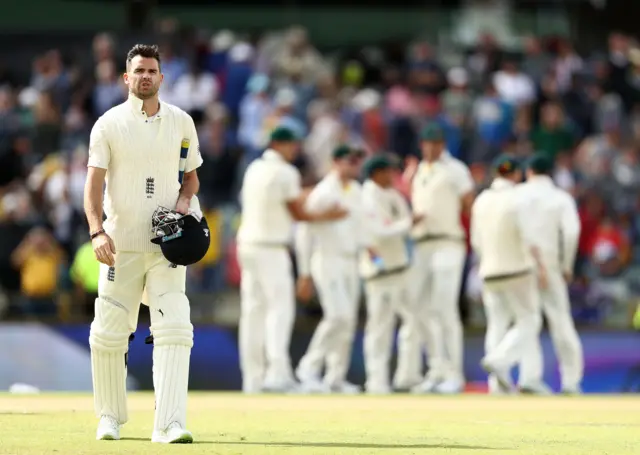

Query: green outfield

[0,393,637,454]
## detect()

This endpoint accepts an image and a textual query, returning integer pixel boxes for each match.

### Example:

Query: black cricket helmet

[150,206,210,266]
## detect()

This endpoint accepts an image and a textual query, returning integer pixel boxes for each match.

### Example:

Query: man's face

[420,140,444,161]
[124,55,163,100]
[278,141,300,162]
[374,168,394,188]
[337,154,364,179]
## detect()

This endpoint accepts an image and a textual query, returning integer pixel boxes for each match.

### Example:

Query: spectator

[553,39,583,93]
[237,73,272,163]
[223,42,254,123]
[158,42,188,101]
[407,42,444,95]
[11,226,64,316]
[304,100,343,181]
[530,101,575,162]
[272,26,324,86]
[469,81,514,163]
[441,67,473,131]
[493,57,536,108]
[522,35,552,86]
[93,60,125,117]
[171,59,219,122]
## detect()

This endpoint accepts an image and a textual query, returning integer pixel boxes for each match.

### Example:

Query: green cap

[492,154,520,175]
[332,144,365,160]
[362,154,394,179]
[269,126,299,143]
[420,122,445,142]
[527,153,554,174]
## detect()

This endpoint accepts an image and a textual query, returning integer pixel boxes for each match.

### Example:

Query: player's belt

[483,269,532,282]
[413,234,464,244]
[365,265,410,281]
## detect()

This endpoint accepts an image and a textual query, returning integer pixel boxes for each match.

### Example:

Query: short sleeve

[281,167,302,202]
[184,114,203,173]
[452,161,474,196]
[87,117,111,169]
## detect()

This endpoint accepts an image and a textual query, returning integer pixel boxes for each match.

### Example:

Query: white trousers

[297,254,360,387]
[89,252,192,430]
[519,270,584,390]
[238,244,296,392]
[482,273,541,391]
[363,270,418,391]
[399,241,466,383]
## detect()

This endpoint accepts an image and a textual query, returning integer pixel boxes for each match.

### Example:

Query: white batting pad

[91,349,128,424]
[153,344,191,431]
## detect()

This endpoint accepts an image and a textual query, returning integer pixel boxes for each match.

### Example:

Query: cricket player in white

[237,127,347,393]
[85,44,202,443]
[408,123,475,394]
[471,156,546,393]
[517,154,583,394]
[294,145,365,394]
[359,155,424,394]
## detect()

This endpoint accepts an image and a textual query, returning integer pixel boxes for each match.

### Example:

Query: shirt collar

[528,175,554,186]
[421,150,450,166]
[262,149,287,162]
[491,177,515,190]
[128,93,163,121]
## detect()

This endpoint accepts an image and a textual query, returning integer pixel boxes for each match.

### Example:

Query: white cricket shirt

[87,94,203,252]
[516,175,581,273]
[411,152,474,242]
[237,149,302,245]
[359,180,412,280]
[471,178,537,279]
[294,171,364,276]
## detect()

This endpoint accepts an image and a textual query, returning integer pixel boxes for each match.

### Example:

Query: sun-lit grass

[0,392,638,454]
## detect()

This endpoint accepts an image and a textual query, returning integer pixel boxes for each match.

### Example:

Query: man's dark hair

[126,44,161,70]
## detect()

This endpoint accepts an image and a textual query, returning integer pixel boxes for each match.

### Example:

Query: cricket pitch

[0,393,638,454]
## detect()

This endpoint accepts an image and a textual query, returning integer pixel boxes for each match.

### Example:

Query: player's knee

[150,292,193,348]
[89,297,131,352]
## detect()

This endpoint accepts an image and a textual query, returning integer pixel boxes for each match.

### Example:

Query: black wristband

[90,229,105,240]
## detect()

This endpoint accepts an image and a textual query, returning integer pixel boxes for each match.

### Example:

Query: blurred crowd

[0,21,639,326]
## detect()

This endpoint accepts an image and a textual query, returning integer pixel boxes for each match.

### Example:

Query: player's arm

[85,117,110,235]
[455,162,476,215]
[285,172,346,222]
[559,195,581,279]
[469,196,483,259]
[178,115,203,211]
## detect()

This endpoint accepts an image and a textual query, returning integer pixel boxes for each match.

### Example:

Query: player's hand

[319,205,348,221]
[537,266,549,290]
[562,271,573,283]
[412,213,425,225]
[92,232,116,267]
[296,276,314,302]
[175,196,190,215]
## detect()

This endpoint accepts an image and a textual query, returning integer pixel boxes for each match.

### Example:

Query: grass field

[0,393,638,455]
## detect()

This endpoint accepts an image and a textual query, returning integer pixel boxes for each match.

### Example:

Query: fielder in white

[471,156,545,393]
[517,154,583,394]
[294,145,366,394]
[85,44,202,443]
[359,155,424,394]
[407,123,475,394]
[237,127,347,393]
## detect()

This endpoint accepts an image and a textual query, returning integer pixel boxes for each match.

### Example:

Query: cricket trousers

[297,253,360,387]
[89,251,193,431]
[363,269,417,392]
[482,272,542,392]
[398,240,466,385]
[519,269,584,391]
[238,244,296,392]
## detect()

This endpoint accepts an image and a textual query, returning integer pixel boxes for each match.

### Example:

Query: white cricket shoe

[152,422,193,444]
[411,374,442,394]
[331,381,362,395]
[561,385,583,395]
[519,381,553,395]
[481,357,514,393]
[434,377,465,394]
[366,384,392,395]
[96,415,120,441]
